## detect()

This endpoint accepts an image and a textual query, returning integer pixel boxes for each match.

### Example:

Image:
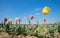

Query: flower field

[0,17,60,38]
[0,6,60,38]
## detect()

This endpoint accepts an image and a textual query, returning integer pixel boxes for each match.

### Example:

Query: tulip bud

[44,18,46,22]
[4,18,7,22]
[30,16,34,20]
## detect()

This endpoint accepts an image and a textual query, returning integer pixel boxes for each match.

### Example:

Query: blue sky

[0,0,60,24]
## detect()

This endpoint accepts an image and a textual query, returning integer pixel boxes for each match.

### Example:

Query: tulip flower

[15,18,21,25]
[8,19,12,23]
[4,18,7,22]
[19,18,21,22]
[42,6,50,15]
[15,18,21,27]
[15,18,19,22]
[44,18,46,22]
[30,16,34,20]
[15,18,21,22]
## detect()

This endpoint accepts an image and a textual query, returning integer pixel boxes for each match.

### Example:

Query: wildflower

[30,16,34,20]
[4,18,7,22]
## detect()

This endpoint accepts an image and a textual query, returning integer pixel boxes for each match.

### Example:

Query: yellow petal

[9,19,12,22]
[42,6,50,15]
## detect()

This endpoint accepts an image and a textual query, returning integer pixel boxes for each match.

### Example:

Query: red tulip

[44,18,46,22]
[4,18,7,22]
[30,16,34,20]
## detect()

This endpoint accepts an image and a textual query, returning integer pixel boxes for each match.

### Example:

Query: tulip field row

[0,17,60,38]
[0,7,60,38]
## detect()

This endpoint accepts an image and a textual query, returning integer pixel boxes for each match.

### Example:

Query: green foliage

[0,20,60,38]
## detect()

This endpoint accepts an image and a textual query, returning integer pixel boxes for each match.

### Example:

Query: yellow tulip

[42,6,50,15]
[9,19,12,23]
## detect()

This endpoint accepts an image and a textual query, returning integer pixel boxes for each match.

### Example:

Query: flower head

[30,16,34,20]
[42,6,51,15]
[4,18,7,22]
[44,18,46,22]
[19,18,21,22]
[9,19,12,23]
[15,18,21,22]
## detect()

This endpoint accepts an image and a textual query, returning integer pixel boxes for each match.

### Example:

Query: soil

[0,32,38,38]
